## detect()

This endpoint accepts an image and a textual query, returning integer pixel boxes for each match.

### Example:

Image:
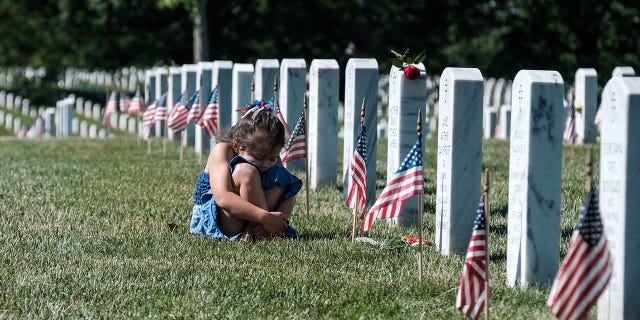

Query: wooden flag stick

[483,168,491,320]
[304,94,310,218]
[351,98,366,242]
[417,109,424,284]
[586,146,593,193]
[198,74,203,164]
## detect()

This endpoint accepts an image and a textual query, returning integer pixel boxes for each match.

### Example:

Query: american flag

[119,91,130,113]
[186,90,201,123]
[168,91,198,134]
[154,92,168,123]
[142,98,156,140]
[563,105,577,144]
[102,91,117,128]
[345,122,367,215]
[127,89,144,115]
[274,100,292,137]
[280,111,306,163]
[197,86,219,139]
[547,186,612,320]
[360,135,423,232]
[456,200,488,320]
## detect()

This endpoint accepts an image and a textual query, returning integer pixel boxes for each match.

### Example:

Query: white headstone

[92,103,102,121]
[6,93,13,109]
[342,58,379,205]
[506,70,564,288]
[308,59,339,189]
[611,66,635,78]
[387,63,427,227]
[84,101,92,118]
[231,63,255,125]
[167,66,182,141]
[21,99,30,116]
[279,59,307,172]
[119,114,128,131]
[574,68,598,144]
[80,121,88,137]
[127,117,137,134]
[483,105,499,138]
[56,98,74,137]
[0,110,4,125]
[145,69,157,103]
[195,62,215,156]
[598,76,640,319]
[98,129,106,139]
[212,61,233,130]
[0,90,5,106]
[13,118,21,134]
[5,113,13,130]
[75,97,84,115]
[254,59,279,101]
[72,117,79,135]
[154,67,169,138]
[89,124,97,138]
[181,64,198,146]
[45,108,56,137]
[435,67,484,255]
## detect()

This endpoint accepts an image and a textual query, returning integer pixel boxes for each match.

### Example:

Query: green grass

[0,135,598,319]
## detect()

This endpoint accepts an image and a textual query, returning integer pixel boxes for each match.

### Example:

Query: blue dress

[189,155,302,240]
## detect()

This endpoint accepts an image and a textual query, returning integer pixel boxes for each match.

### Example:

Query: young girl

[190,101,302,240]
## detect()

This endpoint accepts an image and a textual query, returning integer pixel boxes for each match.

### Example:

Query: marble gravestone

[84,100,93,119]
[6,93,13,110]
[80,121,88,137]
[212,61,233,131]
[154,67,169,138]
[167,66,182,141]
[181,64,198,147]
[119,114,128,131]
[254,59,279,101]
[0,91,5,106]
[231,63,254,125]
[5,113,12,130]
[598,76,640,319]
[341,58,378,206]
[72,118,79,135]
[92,103,102,122]
[506,70,564,288]
[75,97,84,115]
[88,124,97,138]
[574,68,598,144]
[45,108,55,137]
[308,59,339,189]
[21,99,29,116]
[435,67,484,255]
[387,63,427,227]
[0,111,3,125]
[279,58,307,172]
[56,98,74,137]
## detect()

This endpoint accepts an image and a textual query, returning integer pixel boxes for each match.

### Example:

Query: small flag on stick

[102,91,117,128]
[280,111,306,163]
[546,183,612,320]
[456,199,488,320]
[563,105,577,144]
[361,117,423,233]
[197,85,219,139]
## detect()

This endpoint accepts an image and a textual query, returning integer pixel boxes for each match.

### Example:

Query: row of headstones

[483,66,637,145]
[436,67,639,318]
[0,66,47,88]
[58,66,143,93]
[0,91,109,139]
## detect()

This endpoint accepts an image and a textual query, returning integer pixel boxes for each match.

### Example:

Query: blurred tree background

[0,0,638,85]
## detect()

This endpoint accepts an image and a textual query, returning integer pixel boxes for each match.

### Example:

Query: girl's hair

[217,108,285,151]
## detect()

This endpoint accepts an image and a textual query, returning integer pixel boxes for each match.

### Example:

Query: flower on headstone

[391,49,426,80]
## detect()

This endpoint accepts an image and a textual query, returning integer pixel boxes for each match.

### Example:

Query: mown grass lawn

[0,135,597,319]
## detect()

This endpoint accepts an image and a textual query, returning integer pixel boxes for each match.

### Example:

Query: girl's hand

[260,211,286,235]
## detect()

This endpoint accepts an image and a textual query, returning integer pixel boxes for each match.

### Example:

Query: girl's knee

[231,163,261,186]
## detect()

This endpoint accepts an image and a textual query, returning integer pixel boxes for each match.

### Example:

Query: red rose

[403,64,421,80]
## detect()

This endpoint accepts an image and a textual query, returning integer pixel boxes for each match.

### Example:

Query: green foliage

[0,136,597,318]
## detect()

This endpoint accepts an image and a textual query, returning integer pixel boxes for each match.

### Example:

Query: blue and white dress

[189,155,302,240]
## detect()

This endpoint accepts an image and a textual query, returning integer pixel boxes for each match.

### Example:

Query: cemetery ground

[0,136,595,319]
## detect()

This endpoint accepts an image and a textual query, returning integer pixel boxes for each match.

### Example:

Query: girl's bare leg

[218,163,268,237]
